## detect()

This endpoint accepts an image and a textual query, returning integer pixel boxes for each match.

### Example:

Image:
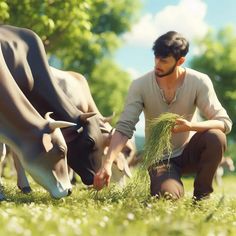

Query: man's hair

[152,31,189,60]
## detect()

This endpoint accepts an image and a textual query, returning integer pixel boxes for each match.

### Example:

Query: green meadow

[0,172,236,236]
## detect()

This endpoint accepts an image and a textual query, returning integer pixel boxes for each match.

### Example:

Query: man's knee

[205,129,226,151]
[202,129,226,164]
[150,178,184,200]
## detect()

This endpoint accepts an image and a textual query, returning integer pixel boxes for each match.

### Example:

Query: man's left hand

[172,118,192,133]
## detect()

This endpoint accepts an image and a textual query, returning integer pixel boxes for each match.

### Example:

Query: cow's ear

[102,133,111,147]
[123,162,132,178]
[42,134,53,152]
[115,155,132,178]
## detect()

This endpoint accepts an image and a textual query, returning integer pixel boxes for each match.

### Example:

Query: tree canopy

[1,0,140,74]
[0,0,140,121]
[88,59,131,124]
[190,26,236,138]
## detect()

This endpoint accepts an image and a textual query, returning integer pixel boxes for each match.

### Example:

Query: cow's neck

[25,36,80,122]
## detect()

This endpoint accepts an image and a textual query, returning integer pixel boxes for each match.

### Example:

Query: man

[93,31,232,200]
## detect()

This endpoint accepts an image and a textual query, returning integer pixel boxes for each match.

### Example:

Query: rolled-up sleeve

[196,75,232,134]
[116,80,144,138]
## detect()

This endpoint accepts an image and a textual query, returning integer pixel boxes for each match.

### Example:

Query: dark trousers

[148,129,227,200]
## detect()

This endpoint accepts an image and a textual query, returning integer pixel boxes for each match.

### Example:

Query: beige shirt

[116,68,232,160]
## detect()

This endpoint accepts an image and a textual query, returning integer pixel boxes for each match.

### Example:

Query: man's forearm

[191,120,225,132]
[105,130,129,164]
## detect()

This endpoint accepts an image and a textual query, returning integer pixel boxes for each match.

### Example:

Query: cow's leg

[68,167,77,185]
[0,185,5,201]
[12,152,32,194]
[0,143,6,200]
[0,143,6,182]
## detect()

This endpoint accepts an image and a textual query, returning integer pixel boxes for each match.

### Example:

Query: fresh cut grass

[142,113,182,168]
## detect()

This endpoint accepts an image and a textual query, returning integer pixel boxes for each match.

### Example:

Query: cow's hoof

[71,177,77,185]
[68,188,72,196]
[18,186,32,194]
[0,192,6,201]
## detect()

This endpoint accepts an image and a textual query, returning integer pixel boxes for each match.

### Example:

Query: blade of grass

[142,113,182,169]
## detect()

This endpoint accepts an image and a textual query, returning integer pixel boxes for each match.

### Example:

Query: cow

[0,42,76,198]
[214,156,235,186]
[1,66,137,191]
[52,67,137,186]
[0,24,113,186]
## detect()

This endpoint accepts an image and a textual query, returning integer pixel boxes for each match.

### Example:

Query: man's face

[154,56,177,77]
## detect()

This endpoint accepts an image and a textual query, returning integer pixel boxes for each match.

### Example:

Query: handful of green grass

[142,113,182,169]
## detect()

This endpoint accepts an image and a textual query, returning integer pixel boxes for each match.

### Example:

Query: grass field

[0,172,236,236]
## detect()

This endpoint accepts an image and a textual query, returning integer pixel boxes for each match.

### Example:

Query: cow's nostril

[68,188,72,196]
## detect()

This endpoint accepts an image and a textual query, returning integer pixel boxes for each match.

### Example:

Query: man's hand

[93,160,112,191]
[172,118,192,133]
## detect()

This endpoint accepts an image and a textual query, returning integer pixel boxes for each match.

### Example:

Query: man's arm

[195,75,232,134]
[172,118,225,133]
[93,131,129,190]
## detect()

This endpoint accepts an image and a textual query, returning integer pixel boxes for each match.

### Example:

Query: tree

[89,59,131,125]
[190,26,236,138]
[1,0,140,75]
[0,0,140,119]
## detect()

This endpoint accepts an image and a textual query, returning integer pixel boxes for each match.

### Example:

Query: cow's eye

[85,138,95,149]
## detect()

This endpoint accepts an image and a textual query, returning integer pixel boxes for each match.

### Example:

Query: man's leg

[180,129,226,200]
[148,161,184,200]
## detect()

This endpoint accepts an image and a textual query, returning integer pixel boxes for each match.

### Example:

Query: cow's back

[0,25,36,90]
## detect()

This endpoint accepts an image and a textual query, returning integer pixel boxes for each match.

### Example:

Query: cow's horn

[79,112,97,122]
[45,112,77,130]
[49,121,77,130]
[45,112,54,121]
[101,112,115,123]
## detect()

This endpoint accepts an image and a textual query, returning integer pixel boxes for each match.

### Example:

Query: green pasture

[0,171,236,236]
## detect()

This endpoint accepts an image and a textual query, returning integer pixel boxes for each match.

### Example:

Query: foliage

[1,0,140,75]
[0,0,141,119]
[225,142,236,162]
[142,113,182,169]
[190,26,236,138]
[89,59,131,124]
[0,175,236,236]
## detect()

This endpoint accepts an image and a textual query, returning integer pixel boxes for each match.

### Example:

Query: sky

[114,0,236,137]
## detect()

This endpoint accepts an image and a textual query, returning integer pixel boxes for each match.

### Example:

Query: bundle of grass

[142,113,183,169]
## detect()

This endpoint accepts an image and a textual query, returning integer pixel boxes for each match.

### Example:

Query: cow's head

[20,113,76,198]
[63,112,113,185]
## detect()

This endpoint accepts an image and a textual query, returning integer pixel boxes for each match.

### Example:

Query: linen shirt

[116,68,232,160]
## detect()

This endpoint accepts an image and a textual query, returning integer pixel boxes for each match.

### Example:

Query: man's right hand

[93,160,112,191]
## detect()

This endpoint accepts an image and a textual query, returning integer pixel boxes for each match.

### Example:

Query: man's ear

[177,57,185,66]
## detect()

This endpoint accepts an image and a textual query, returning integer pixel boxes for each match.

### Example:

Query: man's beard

[155,62,177,78]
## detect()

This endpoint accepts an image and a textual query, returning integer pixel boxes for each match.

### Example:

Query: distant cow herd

[0,25,234,200]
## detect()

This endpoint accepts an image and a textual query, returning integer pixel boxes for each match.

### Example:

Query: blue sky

[114,0,236,137]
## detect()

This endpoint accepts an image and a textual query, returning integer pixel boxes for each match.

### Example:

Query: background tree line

[0,0,236,140]
[190,26,236,140]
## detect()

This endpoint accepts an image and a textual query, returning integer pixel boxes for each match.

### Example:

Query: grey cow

[0,41,75,198]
